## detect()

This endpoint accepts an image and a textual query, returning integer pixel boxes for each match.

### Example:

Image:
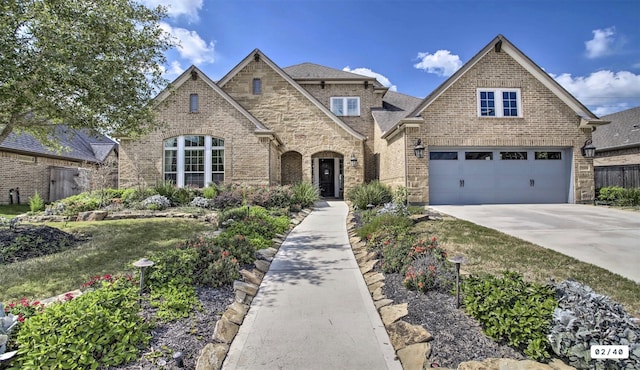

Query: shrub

[153,181,177,201]
[12,280,150,369]
[190,196,214,209]
[249,186,293,209]
[347,181,393,210]
[597,186,640,206]
[292,182,319,208]
[203,184,218,199]
[403,251,455,293]
[51,192,101,216]
[548,280,640,369]
[121,188,153,206]
[177,237,242,285]
[28,192,44,213]
[462,271,557,361]
[146,248,197,288]
[356,213,413,240]
[151,284,201,322]
[219,206,251,224]
[173,186,199,206]
[140,195,171,210]
[3,298,44,322]
[213,187,244,210]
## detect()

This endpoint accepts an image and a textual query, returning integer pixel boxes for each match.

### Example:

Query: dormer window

[253,78,261,95]
[330,97,360,116]
[190,94,199,113]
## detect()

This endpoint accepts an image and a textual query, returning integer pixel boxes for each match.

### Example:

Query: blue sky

[141,0,640,116]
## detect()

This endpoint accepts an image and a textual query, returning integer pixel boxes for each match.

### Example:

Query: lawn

[0,218,213,302]
[0,204,30,219]
[414,217,640,315]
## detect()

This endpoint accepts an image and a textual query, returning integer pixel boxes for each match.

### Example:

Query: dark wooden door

[319,159,334,197]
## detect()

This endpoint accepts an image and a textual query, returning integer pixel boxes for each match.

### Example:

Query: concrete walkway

[430,204,640,283]
[223,201,401,370]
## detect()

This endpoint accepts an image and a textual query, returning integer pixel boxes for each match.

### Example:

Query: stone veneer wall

[220,58,365,196]
[118,77,273,189]
[407,48,595,204]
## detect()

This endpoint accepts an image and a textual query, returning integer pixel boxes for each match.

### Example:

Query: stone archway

[311,151,344,198]
[281,151,303,185]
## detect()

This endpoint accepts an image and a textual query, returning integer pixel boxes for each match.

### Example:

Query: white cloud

[160,22,215,65]
[342,66,397,91]
[160,61,185,79]
[585,27,616,59]
[141,0,202,22]
[413,50,462,77]
[552,70,640,115]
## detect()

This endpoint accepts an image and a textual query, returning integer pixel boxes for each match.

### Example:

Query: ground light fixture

[447,255,466,308]
[133,258,154,295]
[581,139,596,158]
[350,154,358,167]
[414,139,425,158]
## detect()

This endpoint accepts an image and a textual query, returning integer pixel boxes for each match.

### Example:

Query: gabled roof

[373,91,423,133]
[593,106,640,151]
[0,125,117,163]
[218,50,366,141]
[153,65,277,141]
[382,34,606,139]
[284,63,378,82]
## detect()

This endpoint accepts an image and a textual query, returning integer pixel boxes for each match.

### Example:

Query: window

[465,152,493,160]
[190,94,199,113]
[252,78,261,95]
[430,152,458,160]
[330,97,360,116]
[163,135,225,187]
[535,151,562,160]
[500,151,527,160]
[477,89,521,117]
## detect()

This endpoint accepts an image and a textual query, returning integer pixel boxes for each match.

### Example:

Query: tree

[0,0,173,146]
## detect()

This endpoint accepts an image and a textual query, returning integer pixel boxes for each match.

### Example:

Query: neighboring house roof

[382,34,607,139]
[218,50,366,141]
[593,106,640,152]
[373,91,423,133]
[0,125,117,163]
[284,63,378,83]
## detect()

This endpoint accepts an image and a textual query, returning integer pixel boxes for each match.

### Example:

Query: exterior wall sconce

[350,154,358,167]
[414,139,425,158]
[581,139,596,158]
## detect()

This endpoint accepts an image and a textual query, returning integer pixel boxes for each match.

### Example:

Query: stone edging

[195,208,312,370]
[345,209,577,370]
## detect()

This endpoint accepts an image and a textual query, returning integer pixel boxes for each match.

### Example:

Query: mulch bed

[382,272,526,368]
[0,225,84,264]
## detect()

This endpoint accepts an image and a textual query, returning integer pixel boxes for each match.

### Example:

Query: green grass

[0,204,30,218]
[0,218,213,302]
[413,218,640,316]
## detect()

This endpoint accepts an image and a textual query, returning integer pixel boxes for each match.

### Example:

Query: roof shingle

[593,106,640,151]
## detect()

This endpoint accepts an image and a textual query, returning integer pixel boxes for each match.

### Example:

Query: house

[118,34,606,205]
[0,126,118,204]
[592,106,640,189]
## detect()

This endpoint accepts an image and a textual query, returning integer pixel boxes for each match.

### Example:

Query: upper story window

[189,94,199,113]
[330,97,360,116]
[253,78,261,95]
[477,89,521,117]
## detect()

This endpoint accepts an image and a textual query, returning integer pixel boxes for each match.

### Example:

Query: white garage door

[428,148,571,205]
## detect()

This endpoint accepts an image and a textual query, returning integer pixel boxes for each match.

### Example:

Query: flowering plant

[3,298,44,322]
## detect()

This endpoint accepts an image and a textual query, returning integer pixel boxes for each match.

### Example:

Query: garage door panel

[429,148,569,205]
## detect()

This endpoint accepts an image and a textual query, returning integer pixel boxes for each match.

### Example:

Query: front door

[319,159,334,197]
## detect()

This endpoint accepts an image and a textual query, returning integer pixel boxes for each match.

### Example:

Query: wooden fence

[595,164,640,189]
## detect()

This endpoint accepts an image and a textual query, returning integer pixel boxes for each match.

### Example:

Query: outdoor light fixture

[581,139,596,158]
[414,139,425,158]
[448,255,466,309]
[133,258,154,295]
[350,154,358,167]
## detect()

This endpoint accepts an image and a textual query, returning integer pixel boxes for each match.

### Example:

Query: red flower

[64,293,75,301]
[17,315,25,323]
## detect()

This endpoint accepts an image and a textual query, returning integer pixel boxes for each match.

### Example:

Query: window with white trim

[163,135,225,187]
[330,97,360,116]
[477,89,521,117]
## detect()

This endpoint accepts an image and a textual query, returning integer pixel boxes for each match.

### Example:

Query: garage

[428,148,572,205]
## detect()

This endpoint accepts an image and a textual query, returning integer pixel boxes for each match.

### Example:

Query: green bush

[151,283,201,322]
[53,192,101,216]
[146,248,197,288]
[28,192,44,213]
[178,237,242,285]
[597,186,640,206]
[461,271,557,361]
[12,280,150,369]
[402,238,454,293]
[347,181,393,209]
[248,186,294,209]
[203,184,218,199]
[292,182,319,208]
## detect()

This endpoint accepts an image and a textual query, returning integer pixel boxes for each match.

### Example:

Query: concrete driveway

[429,204,640,283]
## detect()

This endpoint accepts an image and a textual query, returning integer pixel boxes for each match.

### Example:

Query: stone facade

[120,35,601,205]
